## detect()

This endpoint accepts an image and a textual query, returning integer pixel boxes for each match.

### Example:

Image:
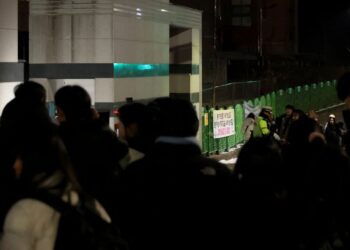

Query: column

[0,0,20,114]
[169,27,202,142]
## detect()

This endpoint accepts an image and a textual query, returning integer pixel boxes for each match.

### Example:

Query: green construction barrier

[254,97,260,107]
[294,86,302,110]
[276,89,285,116]
[227,106,236,149]
[326,81,333,107]
[286,88,294,107]
[201,79,341,154]
[331,80,338,104]
[235,104,244,144]
[260,95,266,107]
[201,107,209,154]
[271,91,276,116]
[208,108,215,154]
[303,85,311,112]
[310,83,318,110]
[266,93,272,108]
[317,82,324,109]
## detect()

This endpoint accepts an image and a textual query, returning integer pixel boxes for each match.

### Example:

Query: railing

[202,80,261,106]
[201,80,340,154]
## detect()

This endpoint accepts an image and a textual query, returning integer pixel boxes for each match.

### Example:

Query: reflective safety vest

[253,116,270,137]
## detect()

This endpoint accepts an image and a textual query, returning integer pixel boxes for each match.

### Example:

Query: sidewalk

[209,144,243,171]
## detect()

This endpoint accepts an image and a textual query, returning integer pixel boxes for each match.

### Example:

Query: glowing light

[136,8,141,11]
[136,12,142,16]
[161,9,168,12]
[137,64,153,70]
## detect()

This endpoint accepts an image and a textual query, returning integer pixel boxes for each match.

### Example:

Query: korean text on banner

[213,109,235,139]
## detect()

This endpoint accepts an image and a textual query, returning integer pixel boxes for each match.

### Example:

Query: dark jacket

[119,139,235,250]
[58,119,128,222]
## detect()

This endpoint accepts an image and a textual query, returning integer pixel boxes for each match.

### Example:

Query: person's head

[14,81,46,104]
[15,133,78,192]
[336,72,350,101]
[285,105,294,117]
[307,110,318,121]
[117,102,150,151]
[260,106,273,120]
[292,109,304,121]
[328,114,336,124]
[54,85,92,124]
[147,97,199,138]
[235,137,284,196]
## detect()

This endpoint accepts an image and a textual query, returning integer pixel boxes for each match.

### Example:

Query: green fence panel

[260,95,266,107]
[201,107,209,154]
[310,83,318,110]
[276,89,285,116]
[303,85,311,111]
[331,80,337,105]
[266,94,272,109]
[254,97,260,107]
[317,82,325,109]
[227,106,236,149]
[235,104,244,144]
[294,86,302,110]
[208,108,215,154]
[286,88,294,107]
[324,81,331,107]
[271,91,276,116]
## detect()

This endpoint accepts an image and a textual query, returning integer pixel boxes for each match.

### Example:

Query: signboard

[213,109,235,138]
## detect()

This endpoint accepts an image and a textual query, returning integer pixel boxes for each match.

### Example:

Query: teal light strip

[114,63,169,78]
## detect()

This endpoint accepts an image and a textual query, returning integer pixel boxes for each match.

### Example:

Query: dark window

[232,0,252,27]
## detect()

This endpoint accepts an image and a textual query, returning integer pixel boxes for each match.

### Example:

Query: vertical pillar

[0,0,19,114]
[169,27,202,143]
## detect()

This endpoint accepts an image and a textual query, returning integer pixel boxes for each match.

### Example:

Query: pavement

[210,103,345,170]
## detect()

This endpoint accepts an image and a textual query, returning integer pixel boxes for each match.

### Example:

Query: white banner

[243,101,261,117]
[213,109,235,139]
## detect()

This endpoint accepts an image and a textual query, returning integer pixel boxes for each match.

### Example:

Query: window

[232,0,252,27]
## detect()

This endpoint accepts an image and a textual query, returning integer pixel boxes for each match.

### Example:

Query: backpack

[31,192,128,250]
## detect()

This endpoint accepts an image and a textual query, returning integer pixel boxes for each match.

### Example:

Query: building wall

[0,0,19,113]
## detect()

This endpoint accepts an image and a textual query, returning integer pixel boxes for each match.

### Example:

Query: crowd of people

[1,72,350,250]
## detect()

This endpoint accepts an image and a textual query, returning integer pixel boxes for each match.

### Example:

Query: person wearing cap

[276,104,294,141]
[324,113,342,147]
[253,106,274,137]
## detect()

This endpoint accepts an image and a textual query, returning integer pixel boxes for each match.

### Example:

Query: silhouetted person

[119,97,234,250]
[337,72,350,155]
[116,103,152,168]
[54,85,128,222]
[0,81,48,231]
[234,137,292,250]
[0,108,113,249]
